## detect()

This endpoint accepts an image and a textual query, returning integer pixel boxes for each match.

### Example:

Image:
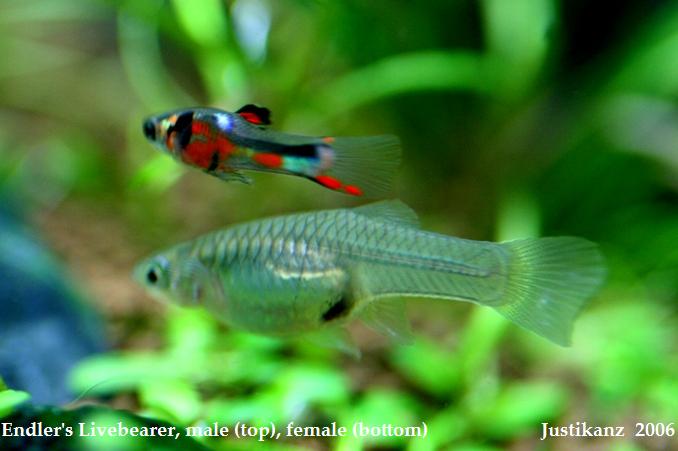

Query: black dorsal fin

[236,104,271,125]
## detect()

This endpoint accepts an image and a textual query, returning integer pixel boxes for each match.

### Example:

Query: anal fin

[352,265,413,344]
[360,298,413,345]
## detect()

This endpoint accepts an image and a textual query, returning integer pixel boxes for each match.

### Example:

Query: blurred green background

[0,0,676,450]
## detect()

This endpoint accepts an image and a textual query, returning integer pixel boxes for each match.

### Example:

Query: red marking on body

[253,152,284,168]
[216,137,235,157]
[239,112,263,124]
[315,175,342,190]
[344,185,363,196]
[322,136,335,144]
[182,135,235,170]
[191,121,210,136]
[182,141,214,169]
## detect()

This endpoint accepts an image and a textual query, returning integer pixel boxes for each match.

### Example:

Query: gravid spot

[321,296,351,322]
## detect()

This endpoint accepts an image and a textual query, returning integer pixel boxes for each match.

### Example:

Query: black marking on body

[276,144,318,158]
[231,135,320,159]
[174,112,194,149]
[321,296,352,322]
[207,151,220,171]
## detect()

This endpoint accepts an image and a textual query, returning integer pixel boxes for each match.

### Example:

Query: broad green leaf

[139,378,202,425]
[389,338,461,398]
[471,382,568,439]
[0,390,31,419]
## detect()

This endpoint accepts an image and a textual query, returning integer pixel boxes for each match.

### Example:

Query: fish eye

[147,268,159,284]
[142,120,156,141]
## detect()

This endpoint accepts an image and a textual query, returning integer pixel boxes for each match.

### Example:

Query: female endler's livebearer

[134,201,605,352]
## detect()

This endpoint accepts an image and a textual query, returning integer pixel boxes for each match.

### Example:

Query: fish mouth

[131,259,152,287]
[142,118,156,141]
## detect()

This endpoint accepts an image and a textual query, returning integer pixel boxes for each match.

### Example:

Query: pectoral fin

[300,327,360,359]
[212,168,253,185]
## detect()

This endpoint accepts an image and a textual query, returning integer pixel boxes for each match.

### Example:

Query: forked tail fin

[496,237,606,345]
[315,135,401,198]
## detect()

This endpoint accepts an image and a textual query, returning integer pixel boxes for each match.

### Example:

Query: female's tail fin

[496,237,606,345]
[316,135,401,198]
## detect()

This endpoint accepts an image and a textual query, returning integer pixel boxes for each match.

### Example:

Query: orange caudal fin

[316,135,401,198]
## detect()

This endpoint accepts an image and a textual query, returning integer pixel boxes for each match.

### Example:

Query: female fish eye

[142,120,156,141]
[146,268,159,284]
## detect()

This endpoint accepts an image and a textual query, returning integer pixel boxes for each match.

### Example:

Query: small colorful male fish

[133,201,605,354]
[142,105,401,197]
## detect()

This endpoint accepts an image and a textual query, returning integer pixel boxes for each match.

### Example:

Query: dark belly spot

[321,296,351,322]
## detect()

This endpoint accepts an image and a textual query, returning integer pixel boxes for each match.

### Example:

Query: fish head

[142,109,195,157]
[133,249,222,309]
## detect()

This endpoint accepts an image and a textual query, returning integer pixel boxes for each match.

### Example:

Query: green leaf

[407,408,468,451]
[171,0,229,47]
[0,390,31,419]
[128,155,184,194]
[317,51,487,114]
[338,390,422,449]
[389,338,461,398]
[270,364,350,421]
[205,394,279,426]
[471,381,568,439]
[167,308,218,357]
[69,353,171,395]
[481,0,555,98]
[139,378,202,425]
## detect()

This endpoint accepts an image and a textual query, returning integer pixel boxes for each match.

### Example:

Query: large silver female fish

[133,201,605,350]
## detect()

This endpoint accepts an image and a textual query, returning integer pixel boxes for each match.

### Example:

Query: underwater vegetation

[0,0,676,450]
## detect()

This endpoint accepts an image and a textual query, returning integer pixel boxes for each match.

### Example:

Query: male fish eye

[142,120,156,141]
[146,268,159,284]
